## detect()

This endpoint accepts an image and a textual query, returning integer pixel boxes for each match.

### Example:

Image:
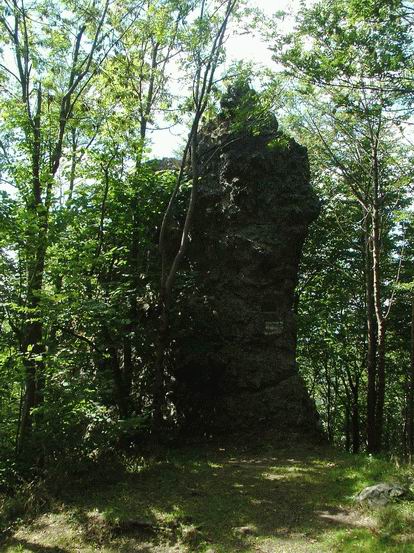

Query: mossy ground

[1,444,414,552]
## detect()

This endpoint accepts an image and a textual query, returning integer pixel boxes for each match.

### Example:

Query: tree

[153,0,238,433]
[275,0,413,451]
[0,0,116,453]
[297,186,366,452]
[96,0,192,418]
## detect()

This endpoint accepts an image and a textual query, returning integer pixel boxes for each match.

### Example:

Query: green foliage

[0,0,240,482]
[219,72,279,136]
[278,0,413,101]
[270,0,414,454]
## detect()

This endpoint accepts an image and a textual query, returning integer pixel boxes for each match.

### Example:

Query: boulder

[356,483,406,506]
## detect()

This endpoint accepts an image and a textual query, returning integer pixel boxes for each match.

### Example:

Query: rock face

[173,86,320,437]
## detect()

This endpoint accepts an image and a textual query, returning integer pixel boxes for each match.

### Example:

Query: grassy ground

[1,443,414,552]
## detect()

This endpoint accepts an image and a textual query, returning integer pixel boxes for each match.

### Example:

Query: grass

[1,443,414,552]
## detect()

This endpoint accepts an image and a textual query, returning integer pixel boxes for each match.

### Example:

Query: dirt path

[2,444,411,552]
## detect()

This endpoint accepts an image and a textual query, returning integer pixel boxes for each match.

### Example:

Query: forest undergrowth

[1,443,414,553]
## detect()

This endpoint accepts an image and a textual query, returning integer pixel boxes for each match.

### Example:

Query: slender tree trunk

[109,346,131,420]
[121,207,140,416]
[18,89,47,452]
[375,320,386,451]
[372,201,386,452]
[152,0,236,435]
[345,402,351,452]
[153,128,201,428]
[365,216,377,453]
[68,128,77,202]
[19,232,47,452]
[122,335,133,406]
[324,354,333,442]
[121,144,146,418]
[351,378,360,454]
[152,290,169,435]
[151,127,196,434]
[408,299,414,461]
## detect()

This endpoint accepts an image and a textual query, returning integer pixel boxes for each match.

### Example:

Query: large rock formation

[173,85,320,438]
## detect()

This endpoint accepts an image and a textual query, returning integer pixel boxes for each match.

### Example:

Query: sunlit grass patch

[324,527,414,553]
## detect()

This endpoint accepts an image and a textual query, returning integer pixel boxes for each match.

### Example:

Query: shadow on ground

[2,539,68,553]
[3,444,413,552]
[55,445,362,551]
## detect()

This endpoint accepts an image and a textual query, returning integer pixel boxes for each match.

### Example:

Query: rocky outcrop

[173,86,321,438]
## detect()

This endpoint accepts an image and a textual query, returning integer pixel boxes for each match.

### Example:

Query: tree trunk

[365,216,377,453]
[345,403,351,452]
[18,92,47,453]
[408,299,414,461]
[374,319,386,452]
[121,188,143,418]
[152,0,235,436]
[152,131,200,435]
[122,335,133,408]
[152,291,169,436]
[371,200,386,453]
[351,378,360,454]
[109,346,131,420]
[18,232,47,452]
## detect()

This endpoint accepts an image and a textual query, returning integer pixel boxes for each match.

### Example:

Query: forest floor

[1,443,414,553]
